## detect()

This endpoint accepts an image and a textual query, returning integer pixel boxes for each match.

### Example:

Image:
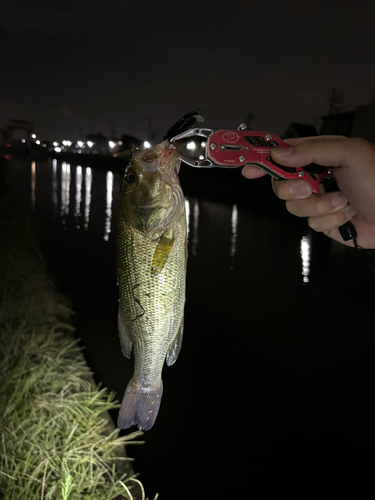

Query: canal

[6,155,375,497]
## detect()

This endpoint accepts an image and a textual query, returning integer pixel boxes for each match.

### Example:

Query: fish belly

[117,212,186,430]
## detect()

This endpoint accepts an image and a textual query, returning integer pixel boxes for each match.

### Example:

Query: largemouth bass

[117,140,187,431]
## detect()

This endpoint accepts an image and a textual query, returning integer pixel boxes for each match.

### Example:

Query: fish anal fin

[151,234,174,276]
[166,318,184,366]
[118,307,133,359]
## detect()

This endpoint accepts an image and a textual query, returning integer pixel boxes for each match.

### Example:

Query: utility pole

[329,89,345,115]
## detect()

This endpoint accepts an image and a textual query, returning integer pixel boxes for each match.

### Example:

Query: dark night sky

[1,0,375,142]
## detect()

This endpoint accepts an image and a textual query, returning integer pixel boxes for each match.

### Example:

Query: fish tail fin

[117,377,163,431]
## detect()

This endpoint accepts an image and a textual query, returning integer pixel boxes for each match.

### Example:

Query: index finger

[282,135,348,147]
[271,137,358,169]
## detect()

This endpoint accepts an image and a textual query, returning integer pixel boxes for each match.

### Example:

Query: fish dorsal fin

[151,234,174,276]
[118,307,133,359]
[166,317,184,366]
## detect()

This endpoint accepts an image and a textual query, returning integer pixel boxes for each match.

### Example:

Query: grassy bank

[0,165,147,499]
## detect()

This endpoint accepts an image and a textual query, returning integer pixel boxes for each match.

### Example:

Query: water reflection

[191,198,199,257]
[60,162,71,230]
[184,199,190,236]
[52,159,58,217]
[75,166,82,228]
[84,167,92,231]
[230,204,238,269]
[300,234,311,283]
[26,159,313,275]
[31,161,36,210]
[104,171,113,241]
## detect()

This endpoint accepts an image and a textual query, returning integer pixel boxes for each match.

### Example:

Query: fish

[116,140,187,431]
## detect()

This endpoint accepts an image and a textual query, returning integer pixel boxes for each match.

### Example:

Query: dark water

[7,156,375,497]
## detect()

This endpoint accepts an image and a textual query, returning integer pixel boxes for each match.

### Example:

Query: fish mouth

[134,140,182,176]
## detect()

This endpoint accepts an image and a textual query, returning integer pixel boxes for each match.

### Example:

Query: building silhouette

[282,123,318,139]
[283,94,375,144]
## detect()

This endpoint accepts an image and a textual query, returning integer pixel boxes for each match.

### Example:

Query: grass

[0,169,149,499]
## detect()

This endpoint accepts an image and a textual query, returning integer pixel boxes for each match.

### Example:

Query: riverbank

[0,163,146,499]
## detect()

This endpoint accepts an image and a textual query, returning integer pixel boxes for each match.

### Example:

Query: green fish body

[117,141,187,430]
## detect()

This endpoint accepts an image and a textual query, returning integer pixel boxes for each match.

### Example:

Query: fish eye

[125,171,137,184]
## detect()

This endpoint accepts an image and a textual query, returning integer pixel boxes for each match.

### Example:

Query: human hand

[242,136,375,249]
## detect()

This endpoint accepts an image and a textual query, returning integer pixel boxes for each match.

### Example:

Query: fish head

[120,140,184,236]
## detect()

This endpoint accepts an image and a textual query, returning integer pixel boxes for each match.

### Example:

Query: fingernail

[290,182,311,198]
[331,192,348,208]
[272,146,293,157]
[345,205,356,219]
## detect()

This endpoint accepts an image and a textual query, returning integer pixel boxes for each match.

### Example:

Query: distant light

[108,141,116,149]
[143,141,151,149]
[77,141,84,148]
[35,140,40,145]
[87,141,94,148]
[21,139,26,143]
[31,134,36,139]
[63,140,72,147]
[53,141,59,147]
[186,141,196,151]
[77,149,82,154]
[54,147,62,153]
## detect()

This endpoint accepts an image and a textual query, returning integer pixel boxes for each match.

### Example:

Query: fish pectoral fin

[166,317,184,366]
[118,307,133,359]
[151,234,174,276]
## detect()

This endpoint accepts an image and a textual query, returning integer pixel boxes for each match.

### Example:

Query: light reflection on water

[31,161,36,210]
[300,234,311,283]
[184,199,190,235]
[104,171,113,241]
[52,159,58,216]
[191,198,199,257]
[60,162,71,225]
[84,167,92,231]
[230,203,238,269]
[74,166,82,227]
[26,158,313,279]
